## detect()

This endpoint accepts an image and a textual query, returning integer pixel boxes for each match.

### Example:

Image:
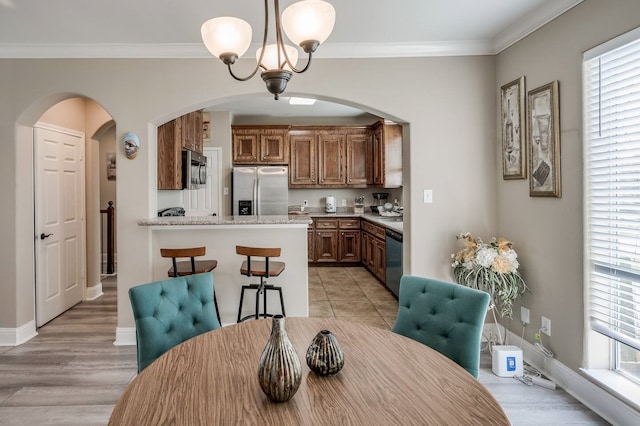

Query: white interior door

[35,124,86,327]
[184,147,222,216]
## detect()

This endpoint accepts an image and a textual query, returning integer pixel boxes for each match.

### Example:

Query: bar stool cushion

[392,274,490,378]
[129,273,221,373]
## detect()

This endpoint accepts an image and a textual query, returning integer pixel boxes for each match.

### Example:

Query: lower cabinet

[361,220,386,283]
[309,218,361,264]
[338,219,361,263]
[315,229,338,263]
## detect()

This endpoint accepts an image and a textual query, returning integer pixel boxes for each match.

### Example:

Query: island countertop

[138,215,313,227]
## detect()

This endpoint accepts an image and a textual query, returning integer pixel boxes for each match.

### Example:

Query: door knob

[40,233,53,240]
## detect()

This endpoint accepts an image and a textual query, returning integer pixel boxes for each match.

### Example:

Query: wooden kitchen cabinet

[372,120,402,188]
[308,217,361,263]
[314,219,338,263]
[338,219,361,263]
[289,126,369,188]
[346,131,372,186]
[361,220,386,283]
[180,111,203,153]
[290,130,316,185]
[232,126,289,164]
[157,110,203,190]
[317,131,346,185]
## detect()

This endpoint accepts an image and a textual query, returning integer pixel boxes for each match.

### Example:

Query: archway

[17,95,115,331]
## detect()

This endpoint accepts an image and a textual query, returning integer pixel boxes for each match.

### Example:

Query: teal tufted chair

[392,275,490,378]
[129,273,221,373]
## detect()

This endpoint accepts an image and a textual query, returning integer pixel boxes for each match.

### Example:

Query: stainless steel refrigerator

[232,166,289,215]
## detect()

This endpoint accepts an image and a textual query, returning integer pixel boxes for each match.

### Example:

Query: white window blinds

[585,33,640,352]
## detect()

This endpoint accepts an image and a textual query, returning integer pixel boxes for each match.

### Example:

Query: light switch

[423,189,433,203]
[223,187,229,195]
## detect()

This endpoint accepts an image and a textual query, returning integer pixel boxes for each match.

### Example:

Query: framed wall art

[106,152,116,180]
[501,76,526,179]
[528,80,561,197]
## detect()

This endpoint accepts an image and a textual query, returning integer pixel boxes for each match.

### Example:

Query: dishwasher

[385,229,403,298]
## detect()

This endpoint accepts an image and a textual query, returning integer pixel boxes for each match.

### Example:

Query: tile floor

[308,266,398,329]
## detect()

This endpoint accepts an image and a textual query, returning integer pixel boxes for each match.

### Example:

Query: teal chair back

[129,273,221,373]
[392,275,490,378]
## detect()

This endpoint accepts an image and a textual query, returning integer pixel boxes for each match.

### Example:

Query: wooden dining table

[109,318,510,425]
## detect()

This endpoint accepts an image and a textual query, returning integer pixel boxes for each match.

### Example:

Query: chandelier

[201,0,335,100]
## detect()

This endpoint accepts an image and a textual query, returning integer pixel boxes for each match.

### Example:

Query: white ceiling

[0,0,583,118]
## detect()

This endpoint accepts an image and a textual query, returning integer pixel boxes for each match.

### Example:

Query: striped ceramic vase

[306,329,344,376]
[257,315,302,402]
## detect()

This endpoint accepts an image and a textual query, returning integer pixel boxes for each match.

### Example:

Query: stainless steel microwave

[182,150,207,189]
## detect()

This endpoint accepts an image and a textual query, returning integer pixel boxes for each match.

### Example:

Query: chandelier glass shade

[201,0,335,99]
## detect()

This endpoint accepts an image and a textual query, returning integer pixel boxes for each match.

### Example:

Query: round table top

[109,317,510,425]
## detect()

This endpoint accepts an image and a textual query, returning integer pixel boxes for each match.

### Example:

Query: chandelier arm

[288,51,313,74]
[224,0,271,82]
[273,0,313,74]
[274,0,286,69]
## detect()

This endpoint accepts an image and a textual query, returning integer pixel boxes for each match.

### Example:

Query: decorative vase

[306,329,344,376]
[257,315,302,402]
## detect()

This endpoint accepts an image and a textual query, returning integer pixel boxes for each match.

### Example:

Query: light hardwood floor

[0,270,609,425]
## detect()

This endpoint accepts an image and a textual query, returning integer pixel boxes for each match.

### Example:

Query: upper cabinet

[157,110,203,190]
[289,126,370,188]
[180,111,203,153]
[232,126,289,164]
[232,122,400,189]
[372,120,403,188]
[346,131,373,186]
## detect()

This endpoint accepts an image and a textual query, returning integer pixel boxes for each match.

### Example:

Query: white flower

[476,247,497,268]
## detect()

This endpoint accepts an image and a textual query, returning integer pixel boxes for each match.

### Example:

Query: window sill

[581,368,640,411]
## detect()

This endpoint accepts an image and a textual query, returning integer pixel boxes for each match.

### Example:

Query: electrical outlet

[541,316,551,336]
[521,306,530,325]
[342,199,347,207]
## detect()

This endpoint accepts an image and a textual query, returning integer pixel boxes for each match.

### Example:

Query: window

[584,28,640,385]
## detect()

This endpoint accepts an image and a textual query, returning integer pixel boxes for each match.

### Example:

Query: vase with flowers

[451,232,527,322]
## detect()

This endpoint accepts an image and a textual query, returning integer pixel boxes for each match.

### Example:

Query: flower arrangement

[451,232,527,318]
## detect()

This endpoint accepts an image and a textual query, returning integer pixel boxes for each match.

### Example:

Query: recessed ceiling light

[289,97,317,105]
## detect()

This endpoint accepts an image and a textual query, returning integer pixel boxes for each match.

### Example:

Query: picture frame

[528,80,561,197]
[106,152,116,181]
[501,76,526,179]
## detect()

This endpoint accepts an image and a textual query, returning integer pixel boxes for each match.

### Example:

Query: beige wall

[496,0,640,370]
[0,55,496,332]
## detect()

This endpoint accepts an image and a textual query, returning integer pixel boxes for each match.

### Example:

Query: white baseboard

[0,320,38,346]
[114,326,136,346]
[507,329,640,426]
[85,283,103,301]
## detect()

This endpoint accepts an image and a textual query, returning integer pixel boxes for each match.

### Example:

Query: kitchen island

[139,215,312,324]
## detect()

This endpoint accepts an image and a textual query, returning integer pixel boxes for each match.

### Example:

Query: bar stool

[236,245,286,322]
[160,246,221,323]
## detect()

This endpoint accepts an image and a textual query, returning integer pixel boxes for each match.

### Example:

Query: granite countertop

[295,209,403,234]
[139,215,313,226]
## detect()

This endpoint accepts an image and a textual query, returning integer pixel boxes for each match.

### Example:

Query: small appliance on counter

[354,196,365,214]
[325,195,336,213]
[371,192,389,213]
[158,207,185,217]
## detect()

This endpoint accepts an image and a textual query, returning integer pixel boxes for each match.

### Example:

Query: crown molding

[0,2,584,59]
[493,0,584,53]
[0,40,496,59]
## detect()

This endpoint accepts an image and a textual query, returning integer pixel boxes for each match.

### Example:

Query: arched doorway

[33,97,115,326]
